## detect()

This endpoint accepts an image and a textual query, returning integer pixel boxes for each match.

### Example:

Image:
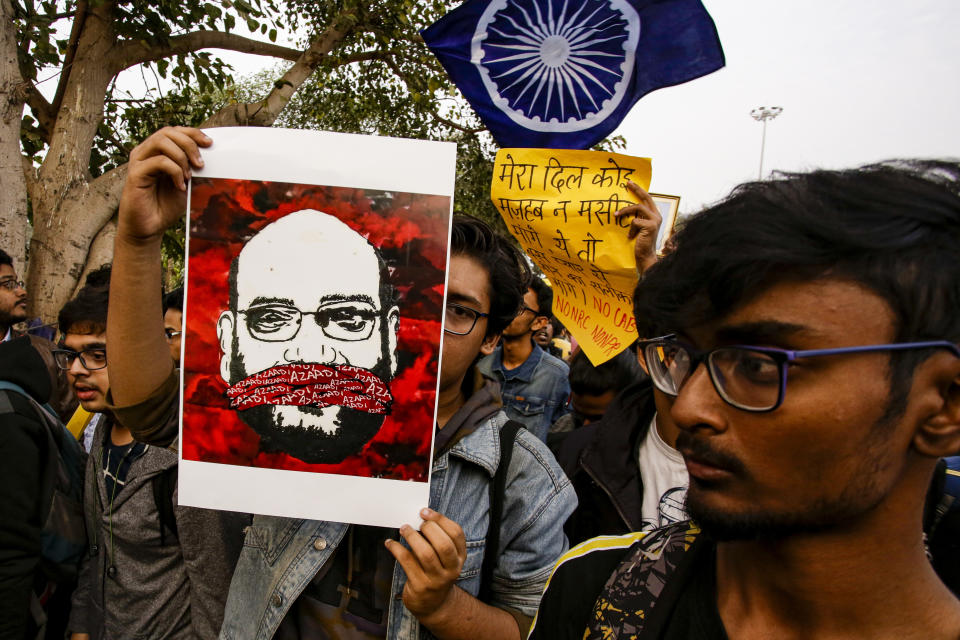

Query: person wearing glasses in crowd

[56,266,246,640]
[477,276,571,442]
[163,287,183,366]
[530,161,960,640]
[106,127,576,639]
[0,247,76,421]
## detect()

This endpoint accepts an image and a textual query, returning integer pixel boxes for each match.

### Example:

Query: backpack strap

[152,466,179,545]
[0,380,58,424]
[479,419,523,603]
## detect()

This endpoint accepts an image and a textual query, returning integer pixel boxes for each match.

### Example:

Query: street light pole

[750,106,783,179]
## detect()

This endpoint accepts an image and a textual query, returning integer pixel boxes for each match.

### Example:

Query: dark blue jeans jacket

[477,344,570,442]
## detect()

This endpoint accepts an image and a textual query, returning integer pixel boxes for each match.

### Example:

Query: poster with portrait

[178,127,455,528]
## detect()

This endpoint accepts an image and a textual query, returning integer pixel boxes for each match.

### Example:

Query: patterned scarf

[225,363,393,415]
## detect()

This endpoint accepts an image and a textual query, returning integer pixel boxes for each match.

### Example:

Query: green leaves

[14,0,528,275]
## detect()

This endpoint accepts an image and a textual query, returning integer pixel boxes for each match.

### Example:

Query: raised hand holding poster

[179,127,455,528]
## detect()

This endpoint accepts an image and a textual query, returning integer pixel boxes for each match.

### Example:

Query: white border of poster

[178,127,456,528]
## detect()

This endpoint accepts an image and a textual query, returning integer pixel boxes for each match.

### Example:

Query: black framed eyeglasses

[444,302,489,336]
[519,305,541,317]
[0,278,25,291]
[238,301,380,342]
[639,335,960,413]
[52,348,108,371]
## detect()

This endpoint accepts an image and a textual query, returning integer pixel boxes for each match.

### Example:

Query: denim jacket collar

[443,410,507,477]
[437,410,505,478]
[491,342,545,383]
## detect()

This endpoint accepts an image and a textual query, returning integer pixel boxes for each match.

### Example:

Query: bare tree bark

[0,0,28,271]
[26,0,122,322]
[72,216,116,298]
[19,3,372,323]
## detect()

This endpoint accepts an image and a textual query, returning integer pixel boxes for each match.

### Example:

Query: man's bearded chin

[228,342,394,465]
[0,307,26,327]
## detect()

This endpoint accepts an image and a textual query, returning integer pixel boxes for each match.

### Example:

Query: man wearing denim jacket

[477,278,570,442]
[106,127,577,640]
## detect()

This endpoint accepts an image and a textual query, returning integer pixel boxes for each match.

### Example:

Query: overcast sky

[107,0,960,218]
[617,0,960,215]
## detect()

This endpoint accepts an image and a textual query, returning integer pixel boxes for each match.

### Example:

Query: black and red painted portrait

[182,177,449,482]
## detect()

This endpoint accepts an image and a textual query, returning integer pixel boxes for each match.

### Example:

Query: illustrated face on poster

[178,128,456,528]
[218,209,400,465]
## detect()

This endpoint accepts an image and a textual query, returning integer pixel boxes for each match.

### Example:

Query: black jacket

[0,337,55,639]
[552,380,658,546]
[925,457,960,596]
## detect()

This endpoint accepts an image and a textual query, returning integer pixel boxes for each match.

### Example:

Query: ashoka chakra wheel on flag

[471,0,641,133]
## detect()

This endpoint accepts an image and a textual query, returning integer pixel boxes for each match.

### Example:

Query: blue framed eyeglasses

[639,335,960,412]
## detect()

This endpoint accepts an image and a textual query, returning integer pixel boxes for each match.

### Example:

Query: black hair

[450,214,531,337]
[634,159,960,420]
[163,287,184,313]
[569,348,643,396]
[530,276,553,318]
[0,249,12,268]
[550,316,565,335]
[58,265,111,335]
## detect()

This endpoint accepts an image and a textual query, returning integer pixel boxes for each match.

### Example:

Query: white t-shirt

[638,414,689,530]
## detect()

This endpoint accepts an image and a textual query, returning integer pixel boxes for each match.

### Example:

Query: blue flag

[422,0,725,149]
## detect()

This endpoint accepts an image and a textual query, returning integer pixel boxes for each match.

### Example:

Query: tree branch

[330,49,397,65]
[429,111,485,136]
[117,30,303,70]
[382,56,484,135]
[33,10,75,21]
[19,81,55,140]
[21,155,38,204]
[73,216,117,298]
[51,0,89,119]
[202,9,362,128]
[72,163,129,240]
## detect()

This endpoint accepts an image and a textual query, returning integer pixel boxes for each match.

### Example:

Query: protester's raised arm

[108,127,211,407]
[614,180,663,276]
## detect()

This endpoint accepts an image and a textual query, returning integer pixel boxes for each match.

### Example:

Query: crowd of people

[2,126,959,640]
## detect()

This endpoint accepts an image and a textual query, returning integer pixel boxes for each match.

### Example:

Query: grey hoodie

[68,412,247,639]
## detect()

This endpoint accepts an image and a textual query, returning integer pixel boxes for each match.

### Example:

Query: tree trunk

[19,3,363,324]
[26,0,120,323]
[0,0,28,272]
[72,216,116,298]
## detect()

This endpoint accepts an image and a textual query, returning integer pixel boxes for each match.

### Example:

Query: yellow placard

[491,148,652,366]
